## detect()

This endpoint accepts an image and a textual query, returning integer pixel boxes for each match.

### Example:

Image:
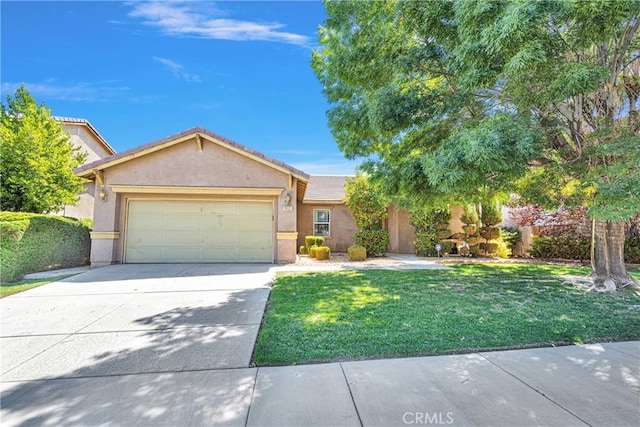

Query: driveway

[1,264,273,426]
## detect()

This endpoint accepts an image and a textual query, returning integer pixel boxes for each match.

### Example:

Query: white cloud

[127,1,310,46]
[1,79,129,102]
[153,57,201,82]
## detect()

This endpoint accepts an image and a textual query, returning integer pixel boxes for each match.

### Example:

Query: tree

[344,174,390,256]
[1,85,87,213]
[312,0,639,291]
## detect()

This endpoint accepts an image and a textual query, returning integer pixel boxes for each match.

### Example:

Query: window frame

[313,208,331,237]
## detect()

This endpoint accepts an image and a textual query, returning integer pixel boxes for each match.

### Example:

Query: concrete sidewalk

[2,341,638,426]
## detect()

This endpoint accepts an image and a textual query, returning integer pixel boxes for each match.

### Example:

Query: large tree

[312,0,640,289]
[1,85,87,213]
[313,0,640,291]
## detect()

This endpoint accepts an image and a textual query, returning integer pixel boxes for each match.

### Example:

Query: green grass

[253,264,640,366]
[0,276,70,298]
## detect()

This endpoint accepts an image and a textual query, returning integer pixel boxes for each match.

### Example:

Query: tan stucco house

[74,127,428,266]
[56,117,116,219]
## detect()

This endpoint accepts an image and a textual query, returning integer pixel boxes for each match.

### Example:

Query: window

[313,209,330,237]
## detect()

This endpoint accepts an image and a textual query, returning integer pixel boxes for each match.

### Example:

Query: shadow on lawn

[0,289,260,427]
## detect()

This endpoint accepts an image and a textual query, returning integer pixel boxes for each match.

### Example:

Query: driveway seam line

[1,334,73,377]
[339,362,364,427]
[244,367,260,426]
[478,353,593,426]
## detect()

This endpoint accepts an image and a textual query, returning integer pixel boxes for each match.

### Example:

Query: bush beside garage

[0,212,91,283]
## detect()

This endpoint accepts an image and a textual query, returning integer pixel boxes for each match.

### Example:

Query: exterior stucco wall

[64,123,113,163]
[91,138,298,265]
[58,123,113,219]
[296,203,358,252]
[387,205,416,254]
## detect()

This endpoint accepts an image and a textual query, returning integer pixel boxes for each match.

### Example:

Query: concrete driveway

[1,264,273,426]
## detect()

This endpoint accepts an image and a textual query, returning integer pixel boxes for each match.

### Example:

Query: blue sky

[1,1,360,175]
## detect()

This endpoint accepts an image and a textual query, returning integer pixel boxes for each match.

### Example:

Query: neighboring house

[74,127,460,267]
[55,117,116,219]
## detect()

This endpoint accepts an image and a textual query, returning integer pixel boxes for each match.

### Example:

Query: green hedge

[1,212,91,283]
[355,229,389,257]
[530,234,640,263]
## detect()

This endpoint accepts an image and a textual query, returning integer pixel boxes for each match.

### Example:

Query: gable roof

[54,116,116,155]
[303,175,352,204]
[74,127,310,197]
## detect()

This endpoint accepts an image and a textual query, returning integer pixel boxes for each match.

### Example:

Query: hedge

[355,229,389,257]
[1,212,91,283]
[530,234,640,264]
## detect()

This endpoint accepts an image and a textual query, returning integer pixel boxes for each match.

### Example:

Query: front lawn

[0,276,70,298]
[253,264,640,366]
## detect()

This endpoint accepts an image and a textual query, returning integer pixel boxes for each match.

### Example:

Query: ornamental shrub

[481,203,502,226]
[625,236,640,263]
[530,234,590,261]
[305,236,316,250]
[299,245,308,255]
[479,226,501,241]
[309,245,319,259]
[414,230,438,256]
[1,212,91,283]
[348,245,366,261]
[355,229,389,257]
[315,246,331,260]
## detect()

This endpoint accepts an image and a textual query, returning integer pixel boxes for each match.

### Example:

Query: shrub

[626,236,640,264]
[441,241,455,255]
[355,229,389,257]
[500,227,521,251]
[459,246,470,256]
[479,226,501,241]
[314,236,325,246]
[1,212,91,283]
[315,246,331,260]
[348,245,367,261]
[481,203,502,226]
[461,204,478,225]
[469,245,480,257]
[414,231,438,256]
[309,245,319,259]
[305,236,316,250]
[530,234,590,261]
[299,245,308,255]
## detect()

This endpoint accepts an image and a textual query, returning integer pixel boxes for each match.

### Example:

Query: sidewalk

[2,341,637,426]
[245,341,639,427]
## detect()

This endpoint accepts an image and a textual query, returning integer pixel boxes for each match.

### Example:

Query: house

[55,117,116,219]
[74,127,445,267]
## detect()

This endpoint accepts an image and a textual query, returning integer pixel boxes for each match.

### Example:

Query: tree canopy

[1,85,87,213]
[313,0,640,289]
[312,0,640,217]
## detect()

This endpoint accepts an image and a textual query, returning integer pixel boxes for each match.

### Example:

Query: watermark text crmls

[403,411,454,425]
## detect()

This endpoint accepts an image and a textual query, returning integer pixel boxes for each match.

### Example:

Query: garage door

[125,200,273,263]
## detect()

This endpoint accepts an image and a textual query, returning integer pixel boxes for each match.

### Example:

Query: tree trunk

[590,219,638,292]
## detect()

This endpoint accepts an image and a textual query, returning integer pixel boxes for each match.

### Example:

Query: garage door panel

[238,248,273,262]
[165,231,204,246]
[200,248,240,262]
[126,247,166,263]
[127,216,164,230]
[127,231,165,246]
[166,248,201,261]
[125,200,273,263]
[167,201,203,213]
[241,217,273,232]
[128,200,167,214]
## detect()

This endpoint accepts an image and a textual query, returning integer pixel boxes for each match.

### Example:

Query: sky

[1,0,360,175]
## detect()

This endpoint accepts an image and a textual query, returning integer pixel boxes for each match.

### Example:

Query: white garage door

[125,200,273,263]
